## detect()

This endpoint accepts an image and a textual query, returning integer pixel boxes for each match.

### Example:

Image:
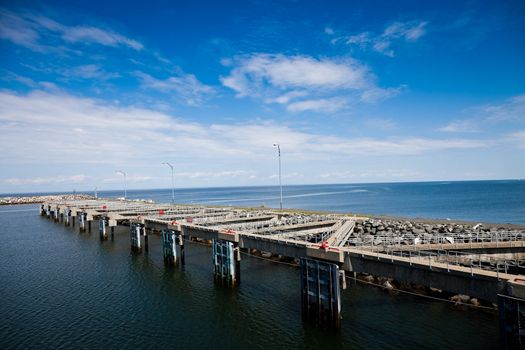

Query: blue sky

[1,0,524,193]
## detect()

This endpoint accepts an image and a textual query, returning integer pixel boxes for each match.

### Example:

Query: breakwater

[351,218,525,246]
[0,194,94,205]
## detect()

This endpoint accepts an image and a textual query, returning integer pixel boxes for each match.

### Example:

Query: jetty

[40,198,525,346]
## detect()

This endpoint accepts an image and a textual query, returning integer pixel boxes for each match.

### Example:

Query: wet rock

[469,298,480,307]
[450,294,470,303]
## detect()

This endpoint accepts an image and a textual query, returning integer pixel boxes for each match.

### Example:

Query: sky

[1,0,524,193]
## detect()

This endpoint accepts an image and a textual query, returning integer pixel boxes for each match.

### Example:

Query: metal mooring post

[300,257,342,329]
[162,229,178,266]
[64,209,70,226]
[498,293,525,348]
[212,239,240,287]
[99,218,107,240]
[79,213,85,233]
[143,227,149,252]
[130,223,142,253]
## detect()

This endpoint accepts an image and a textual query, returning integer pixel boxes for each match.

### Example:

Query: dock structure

[42,198,525,344]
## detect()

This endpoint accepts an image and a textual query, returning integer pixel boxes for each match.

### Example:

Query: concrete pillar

[88,220,92,233]
[99,218,107,240]
[40,204,45,216]
[498,294,525,348]
[162,229,176,266]
[54,207,59,222]
[111,226,115,241]
[64,209,70,226]
[46,205,51,218]
[212,239,240,286]
[72,215,75,228]
[162,229,184,267]
[143,227,149,252]
[79,213,85,232]
[178,233,185,265]
[300,258,342,328]
[130,224,142,253]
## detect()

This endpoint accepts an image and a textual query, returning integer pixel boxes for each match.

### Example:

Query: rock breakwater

[351,218,525,246]
[0,194,94,205]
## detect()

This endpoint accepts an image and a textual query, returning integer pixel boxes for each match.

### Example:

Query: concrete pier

[42,198,525,334]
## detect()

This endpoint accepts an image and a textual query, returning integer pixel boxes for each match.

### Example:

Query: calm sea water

[99,180,525,224]
[2,180,522,349]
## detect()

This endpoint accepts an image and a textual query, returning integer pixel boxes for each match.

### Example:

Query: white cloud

[175,170,255,179]
[360,86,405,103]
[135,71,215,106]
[362,118,397,130]
[483,94,525,122]
[60,64,120,80]
[4,174,89,185]
[324,27,335,35]
[220,53,388,112]
[333,20,428,57]
[221,54,370,94]
[0,9,142,51]
[439,94,525,133]
[438,119,480,133]
[286,98,347,113]
[507,130,525,148]
[264,91,308,105]
[0,89,500,191]
[0,90,488,169]
[61,26,142,50]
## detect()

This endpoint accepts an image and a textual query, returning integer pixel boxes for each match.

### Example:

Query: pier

[41,198,525,346]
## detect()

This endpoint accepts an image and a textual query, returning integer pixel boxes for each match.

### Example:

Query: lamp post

[162,162,175,203]
[273,144,283,210]
[115,170,127,200]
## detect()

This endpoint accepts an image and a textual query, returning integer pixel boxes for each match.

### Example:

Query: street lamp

[115,170,127,200]
[273,144,283,210]
[162,162,175,203]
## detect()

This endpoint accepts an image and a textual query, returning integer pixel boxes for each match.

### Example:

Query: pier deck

[42,198,525,303]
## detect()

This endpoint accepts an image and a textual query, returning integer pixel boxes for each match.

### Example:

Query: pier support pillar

[79,213,86,232]
[212,239,240,286]
[88,220,92,233]
[498,294,525,348]
[144,227,149,252]
[72,215,75,228]
[300,258,342,328]
[111,226,115,241]
[130,223,142,253]
[54,207,59,222]
[40,205,45,216]
[46,205,51,218]
[64,209,70,226]
[161,229,184,267]
[99,218,108,240]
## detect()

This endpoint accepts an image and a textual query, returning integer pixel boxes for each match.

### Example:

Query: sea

[1,180,523,349]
